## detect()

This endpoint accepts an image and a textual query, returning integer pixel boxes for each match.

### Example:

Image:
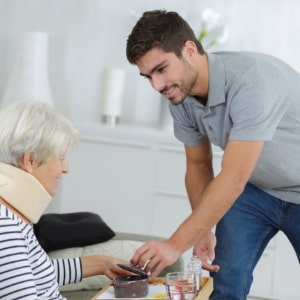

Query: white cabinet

[55,122,300,300]
[151,145,190,237]
[272,232,300,299]
[249,232,300,300]
[250,236,278,299]
[57,123,189,236]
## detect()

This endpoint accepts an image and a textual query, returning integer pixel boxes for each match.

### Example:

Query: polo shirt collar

[186,53,226,110]
[207,52,226,107]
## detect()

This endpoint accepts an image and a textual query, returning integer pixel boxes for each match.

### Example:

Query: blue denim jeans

[210,182,300,300]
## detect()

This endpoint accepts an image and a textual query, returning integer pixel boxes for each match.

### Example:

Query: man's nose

[151,75,165,92]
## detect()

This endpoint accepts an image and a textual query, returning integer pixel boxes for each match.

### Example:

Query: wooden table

[92,276,213,300]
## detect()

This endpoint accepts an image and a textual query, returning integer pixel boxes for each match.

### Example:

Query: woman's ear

[21,152,35,173]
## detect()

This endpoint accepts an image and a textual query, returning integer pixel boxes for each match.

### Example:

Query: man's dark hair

[126,10,204,64]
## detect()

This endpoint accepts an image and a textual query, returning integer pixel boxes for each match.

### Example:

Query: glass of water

[165,272,197,300]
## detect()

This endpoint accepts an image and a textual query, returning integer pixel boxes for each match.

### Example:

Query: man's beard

[169,58,197,106]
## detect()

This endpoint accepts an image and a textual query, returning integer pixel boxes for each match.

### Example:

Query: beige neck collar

[0,162,52,224]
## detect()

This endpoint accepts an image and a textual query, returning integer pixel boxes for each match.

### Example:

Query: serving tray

[92,276,213,300]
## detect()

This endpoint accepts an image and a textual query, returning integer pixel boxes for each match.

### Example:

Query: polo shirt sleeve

[170,102,206,146]
[228,68,288,141]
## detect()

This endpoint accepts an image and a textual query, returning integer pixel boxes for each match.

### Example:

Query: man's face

[136,47,197,105]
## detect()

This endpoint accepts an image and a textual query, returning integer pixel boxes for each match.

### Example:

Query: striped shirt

[0,204,82,299]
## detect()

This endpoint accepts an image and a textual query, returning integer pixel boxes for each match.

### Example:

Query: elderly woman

[0,101,128,299]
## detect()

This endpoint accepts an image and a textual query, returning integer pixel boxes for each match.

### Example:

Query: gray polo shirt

[170,51,300,204]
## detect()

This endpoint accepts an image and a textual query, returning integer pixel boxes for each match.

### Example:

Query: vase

[101,68,125,126]
[1,32,54,109]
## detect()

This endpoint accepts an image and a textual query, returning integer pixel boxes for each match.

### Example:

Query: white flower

[198,8,229,49]
[201,8,221,32]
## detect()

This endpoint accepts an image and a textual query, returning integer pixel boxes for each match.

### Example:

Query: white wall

[0,0,300,125]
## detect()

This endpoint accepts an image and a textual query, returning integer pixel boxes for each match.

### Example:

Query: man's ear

[184,40,198,58]
[21,152,35,173]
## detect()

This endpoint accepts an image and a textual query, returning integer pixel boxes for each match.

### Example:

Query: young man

[126,10,300,299]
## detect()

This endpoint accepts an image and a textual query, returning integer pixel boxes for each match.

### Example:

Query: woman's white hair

[0,101,80,167]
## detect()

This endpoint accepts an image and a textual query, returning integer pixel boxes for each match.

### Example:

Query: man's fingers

[202,261,220,272]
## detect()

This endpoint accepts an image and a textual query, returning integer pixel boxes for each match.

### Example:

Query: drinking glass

[165,272,197,300]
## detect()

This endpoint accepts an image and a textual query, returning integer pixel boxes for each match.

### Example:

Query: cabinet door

[152,145,190,236]
[59,140,155,234]
[151,192,193,270]
[151,193,190,238]
[155,145,186,195]
[249,233,300,300]
[272,232,300,300]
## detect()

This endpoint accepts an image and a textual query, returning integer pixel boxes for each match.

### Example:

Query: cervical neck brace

[0,162,52,224]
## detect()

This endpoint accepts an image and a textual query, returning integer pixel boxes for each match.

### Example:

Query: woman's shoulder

[0,204,29,233]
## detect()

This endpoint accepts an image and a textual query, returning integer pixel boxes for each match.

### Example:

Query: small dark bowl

[114,275,149,298]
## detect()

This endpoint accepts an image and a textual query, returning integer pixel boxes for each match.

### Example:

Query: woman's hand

[81,255,132,279]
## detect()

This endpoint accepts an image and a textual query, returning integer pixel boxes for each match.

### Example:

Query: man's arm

[131,140,265,277]
[184,139,218,271]
[184,138,214,210]
[169,140,265,252]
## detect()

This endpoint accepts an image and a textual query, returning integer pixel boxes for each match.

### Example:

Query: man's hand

[130,240,181,278]
[193,231,220,272]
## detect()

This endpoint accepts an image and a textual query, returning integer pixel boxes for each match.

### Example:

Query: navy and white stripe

[0,204,82,299]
